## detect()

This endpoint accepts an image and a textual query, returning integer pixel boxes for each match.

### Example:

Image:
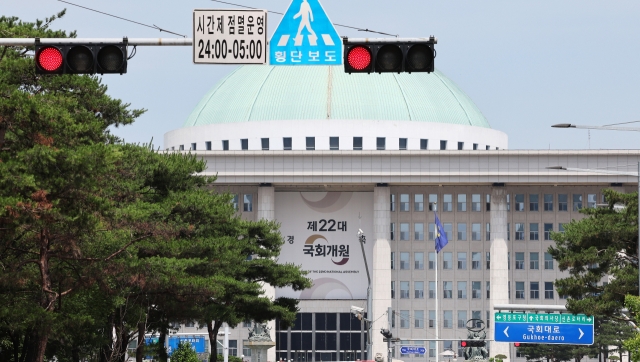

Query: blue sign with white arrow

[495,322,594,345]
[400,346,426,354]
[269,0,342,65]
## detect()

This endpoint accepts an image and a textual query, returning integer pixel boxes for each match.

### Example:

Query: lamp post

[357,229,373,361]
[551,121,640,295]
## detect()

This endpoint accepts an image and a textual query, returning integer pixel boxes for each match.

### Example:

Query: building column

[257,185,277,362]
[372,186,392,361]
[490,187,510,361]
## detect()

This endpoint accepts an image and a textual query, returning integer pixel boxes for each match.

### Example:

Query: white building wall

[372,186,392,361]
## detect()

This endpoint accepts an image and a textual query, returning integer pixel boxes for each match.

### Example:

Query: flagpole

[435,245,439,362]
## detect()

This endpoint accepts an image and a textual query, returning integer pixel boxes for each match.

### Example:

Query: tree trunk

[23,327,49,362]
[158,328,168,362]
[100,313,115,362]
[72,344,80,362]
[136,321,146,362]
[11,331,20,362]
[208,320,223,362]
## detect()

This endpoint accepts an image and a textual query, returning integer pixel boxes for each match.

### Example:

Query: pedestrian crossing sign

[269,0,342,65]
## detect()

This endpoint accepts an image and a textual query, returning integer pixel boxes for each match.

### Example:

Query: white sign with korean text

[275,192,373,299]
[193,9,267,64]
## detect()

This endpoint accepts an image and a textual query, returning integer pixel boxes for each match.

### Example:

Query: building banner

[275,192,373,299]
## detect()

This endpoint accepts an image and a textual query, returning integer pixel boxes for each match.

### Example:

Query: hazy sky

[5,0,640,150]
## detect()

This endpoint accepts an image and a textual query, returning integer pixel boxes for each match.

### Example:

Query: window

[588,194,597,208]
[457,194,467,211]
[329,137,339,150]
[530,223,539,240]
[486,252,490,269]
[486,194,491,211]
[218,340,237,356]
[179,145,184,151]
[415,310,424,328]
[400,310,410,328]
[243,194,253,212]
[428,252,436,270]
[472,223,481,241]
[400,194,409,211]
[530,194,539,211]
[530,282,539,299]
[420,139,428,150]
[457,310,467,328]
[443,281,453,299]
[473,143,478,150]
[472,252,481,270]
[443,194,452,211]
[414,223,424,240]
[391,281,395,299]
[241,139,248,150]
[457,252,467,270]
[429,194,438,211]
[515,223,524,240]
[457,142,464,150]
[306,137,315,150]
[258,138,269,150]
[391,252,395,270]
[444,223,452,240]
[231,195,239,210]
[428,311,435,328]
[400,252,410,270]
[515,282,525,299]
[414,194,424,211]
[243,320,252,328]
[443,252,452,269]
[429,282,436,299]
[457,281,467,299]
[544,223,553,240]
[471,194,481,211]
[399,138,407,150]
[486,223,491,241]
[486,281,490,299]
[558,194,568,211]
[507,194,511,211]
[544,194,553,211]
[415,282,424,299]
[283,137,292,150]
[400,223,409,241]
[545,282,554,299]
[486,145,490,150]
[559,223,565,232]
[205,141,212,150]
[353,137,362,150]
[428,223,436,240]
[486,311,491,328]
[443,311,452,328]
[415,252,424,270]
[190,143,196,151]
[573,194,583,211]
[515,194,524,211]
[544,252,554,269]
[507,222,511,240]
[390,194,395,211]
[391,310,396,328]
[472,281,482,299]
[440,140,447,150]
[376,137,385,150]
[400,281,410,299]
[457,223,467,241]
[530,252,539,269]
[515,252,524,269]
[390,223,395,241]
[243,341,251,357]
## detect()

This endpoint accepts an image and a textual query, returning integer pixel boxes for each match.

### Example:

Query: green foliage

[216,354,243,362]
[548,189,639,319]
[624,295,640,362]
[171,343,199,362]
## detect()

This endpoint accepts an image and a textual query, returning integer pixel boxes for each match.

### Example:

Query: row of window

[172,138,499,151]
[393,310,491,330]
[390,222,565,242]
[230,194,253,212]
[391,251,555,271]
[391,193,600,213]
[391,280,557,300]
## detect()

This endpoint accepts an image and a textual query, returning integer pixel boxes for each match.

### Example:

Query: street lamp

[550,121,640,296]
[357,229,373,360]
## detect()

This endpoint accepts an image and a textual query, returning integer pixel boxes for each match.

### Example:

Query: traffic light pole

[0,38,193,46]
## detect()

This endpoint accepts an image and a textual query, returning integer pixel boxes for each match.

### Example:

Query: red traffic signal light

[514,342,521,347]
[461,340,485,348]
[35,41,128,75]
[343,37,436,74]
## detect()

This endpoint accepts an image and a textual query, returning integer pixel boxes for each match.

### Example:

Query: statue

[248,323,272,342]
[463,319,489,361]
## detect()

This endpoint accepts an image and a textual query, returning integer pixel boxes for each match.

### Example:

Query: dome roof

[184,65,491,128]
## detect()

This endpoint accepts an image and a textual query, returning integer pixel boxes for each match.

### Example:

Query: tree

[623,295,640,362]
[548,189,639,319]
[170,343,199,362]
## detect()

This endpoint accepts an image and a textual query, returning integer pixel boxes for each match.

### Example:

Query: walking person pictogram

[293,0,317,45]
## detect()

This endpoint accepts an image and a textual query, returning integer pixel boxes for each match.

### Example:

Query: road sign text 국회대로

[494,312,594,345]
[269,0,342,65]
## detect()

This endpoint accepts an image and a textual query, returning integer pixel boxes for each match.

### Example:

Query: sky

[5,0,640,150]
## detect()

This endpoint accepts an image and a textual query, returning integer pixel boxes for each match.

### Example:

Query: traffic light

[35,40,128,75]
[343,37,436,74]
[514,342,521,347]
[380,329,393,339]
[460,340,485,348]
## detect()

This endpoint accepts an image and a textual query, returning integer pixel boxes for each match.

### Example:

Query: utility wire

[602,120,640,127]
[211,0,398,37]
[58,0,187,38]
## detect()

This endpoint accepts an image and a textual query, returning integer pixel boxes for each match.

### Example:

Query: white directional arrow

[503,326,509,338]
[578,328,584,339]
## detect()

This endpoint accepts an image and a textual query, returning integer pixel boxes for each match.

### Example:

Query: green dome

[184,65,491,128]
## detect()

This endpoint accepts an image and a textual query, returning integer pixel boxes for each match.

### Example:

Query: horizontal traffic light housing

[461,340,485,348]
[343,37,436,74]
[35,42,128,75]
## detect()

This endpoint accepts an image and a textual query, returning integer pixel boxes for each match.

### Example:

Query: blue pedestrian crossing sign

[269,0,342,65]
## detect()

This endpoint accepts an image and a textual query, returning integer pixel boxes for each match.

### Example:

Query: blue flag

[435,212,449,253]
